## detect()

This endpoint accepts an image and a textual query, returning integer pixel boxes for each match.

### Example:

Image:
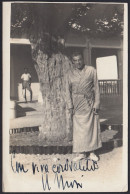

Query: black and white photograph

[3,2,128,192]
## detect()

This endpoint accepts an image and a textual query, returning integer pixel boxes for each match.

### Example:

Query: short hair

[71,51,83,59]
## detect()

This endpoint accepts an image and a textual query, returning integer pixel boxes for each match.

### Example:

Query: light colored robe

[65,65,102,152]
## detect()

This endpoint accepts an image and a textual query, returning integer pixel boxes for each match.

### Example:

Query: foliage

[11,3,124,54]
[68,3,124,38]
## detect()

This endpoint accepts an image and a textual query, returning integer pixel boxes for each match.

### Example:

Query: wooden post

[83,40,91,66]
[117,49,123,95]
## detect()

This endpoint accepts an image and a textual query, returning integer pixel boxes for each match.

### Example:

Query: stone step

[10,139,122,155]
[9,126,39,134]
[100,124,123,131]
[17,110,43,117]
[9,124,123,134]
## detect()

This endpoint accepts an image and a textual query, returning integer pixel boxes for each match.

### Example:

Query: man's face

[72,55,84,70]
[24,68,28,73]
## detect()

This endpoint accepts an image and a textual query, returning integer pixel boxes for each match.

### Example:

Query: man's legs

[22,82,27,102]
[26,88,32,102]
[24,88,27,102]
[22,88,27,103]
[26,83,32,102]
[29,88,32,102]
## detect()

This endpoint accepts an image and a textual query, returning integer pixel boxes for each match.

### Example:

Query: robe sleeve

[28,73,31,78]
[93,68,100,109]
[65,73,73,109]
[21,74,24,79]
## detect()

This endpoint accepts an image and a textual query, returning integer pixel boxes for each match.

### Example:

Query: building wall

[10,37,123,101]
[65,34,123,78]
[10,44,39,101]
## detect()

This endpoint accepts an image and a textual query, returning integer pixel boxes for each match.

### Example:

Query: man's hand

[22,83,24,89]
[69,108,74,115]
[93,108,99,115]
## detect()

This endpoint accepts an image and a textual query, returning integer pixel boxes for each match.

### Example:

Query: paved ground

[99,95,123,125]
[7,96,125,192]
[10,129,119,146]
[9,96,123,152]
[10,95,122,129]
[10,101,44,129]
[8,147,126,192]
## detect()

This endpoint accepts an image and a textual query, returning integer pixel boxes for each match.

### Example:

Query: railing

[98,79,122,95]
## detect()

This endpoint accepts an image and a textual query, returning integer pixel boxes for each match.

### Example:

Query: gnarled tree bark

[31,42,73,142]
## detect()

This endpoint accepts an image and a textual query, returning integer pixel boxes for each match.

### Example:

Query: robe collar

[74,64,87,74]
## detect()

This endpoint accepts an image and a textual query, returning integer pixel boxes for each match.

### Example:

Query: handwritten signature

[11,151,99,190]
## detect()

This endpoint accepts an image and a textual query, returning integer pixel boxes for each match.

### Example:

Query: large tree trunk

[31,47,72,142]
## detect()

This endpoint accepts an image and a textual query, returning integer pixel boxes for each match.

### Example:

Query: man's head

[24,68,28,74]
[71,52,84,70]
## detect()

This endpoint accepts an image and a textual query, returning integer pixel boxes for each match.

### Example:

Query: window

[96,55,118,80]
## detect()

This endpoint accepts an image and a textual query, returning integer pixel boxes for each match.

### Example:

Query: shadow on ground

[16,104,36,117]
[10,95,123,154]
[99,95,123,124]
[18,100,38,104]
[10,127,123,155]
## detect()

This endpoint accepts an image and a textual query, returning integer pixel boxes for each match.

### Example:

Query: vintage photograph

[3,2,127,192]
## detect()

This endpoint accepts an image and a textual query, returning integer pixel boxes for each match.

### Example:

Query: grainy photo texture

[3,2,128,192]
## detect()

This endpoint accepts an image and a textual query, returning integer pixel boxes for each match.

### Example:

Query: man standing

[65,52,102,161]
[21,68,32,103]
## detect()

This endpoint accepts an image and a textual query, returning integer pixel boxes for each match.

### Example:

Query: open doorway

[96,55,118,80]
[91,48,118,69]
[10,44,39,101]
[91,48,121,96]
